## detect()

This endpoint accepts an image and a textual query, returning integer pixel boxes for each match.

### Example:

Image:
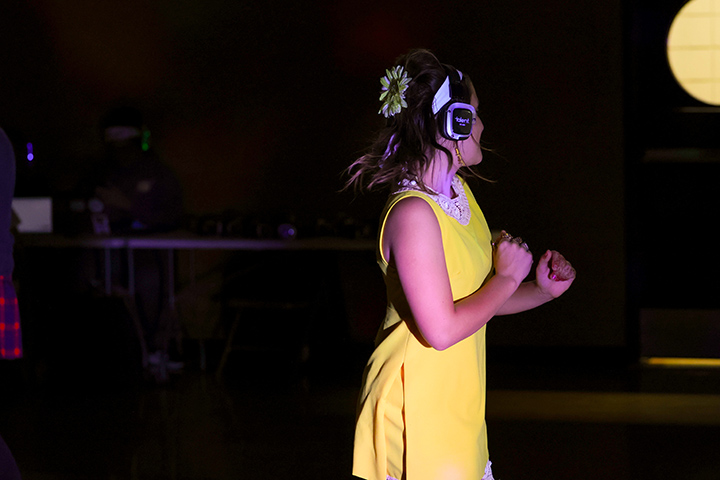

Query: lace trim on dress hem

[395,176,471,226]
[385,460,494,480]
[483,460,495,480]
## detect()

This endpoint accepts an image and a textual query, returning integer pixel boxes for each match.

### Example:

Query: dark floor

[2,338,720,480]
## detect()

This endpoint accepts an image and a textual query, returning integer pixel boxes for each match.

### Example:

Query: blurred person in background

[1,127,23,362]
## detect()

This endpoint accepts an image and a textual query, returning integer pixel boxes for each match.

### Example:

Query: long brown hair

[345,49,480,194]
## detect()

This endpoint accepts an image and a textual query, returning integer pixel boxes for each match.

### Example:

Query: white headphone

[432,67,476,141]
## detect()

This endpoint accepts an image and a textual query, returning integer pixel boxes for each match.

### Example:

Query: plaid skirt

[0,275,22,359]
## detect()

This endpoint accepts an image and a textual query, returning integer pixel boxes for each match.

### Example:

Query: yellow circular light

[667,0,720,106]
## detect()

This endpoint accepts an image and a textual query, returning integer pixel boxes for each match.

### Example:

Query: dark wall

[1,1,626,348]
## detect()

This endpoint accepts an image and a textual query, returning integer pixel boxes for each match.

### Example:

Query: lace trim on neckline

[396,176,471,226]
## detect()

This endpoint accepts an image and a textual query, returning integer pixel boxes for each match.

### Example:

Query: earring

[454,145,466,167]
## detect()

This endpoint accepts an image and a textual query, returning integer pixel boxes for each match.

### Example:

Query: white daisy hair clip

[378,65,412,118]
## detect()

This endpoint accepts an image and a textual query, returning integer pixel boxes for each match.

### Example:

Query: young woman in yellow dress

[346,49,576,480]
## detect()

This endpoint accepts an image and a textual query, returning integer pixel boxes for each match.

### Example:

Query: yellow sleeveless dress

[353,176,494,480]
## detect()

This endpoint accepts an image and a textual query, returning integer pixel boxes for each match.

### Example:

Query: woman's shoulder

[385,191,439,221]
[383,194,441,242]
[381,194,444,266]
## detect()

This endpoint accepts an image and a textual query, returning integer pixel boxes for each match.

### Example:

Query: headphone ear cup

[439,103,475,141]
[436,66,474,141]
[450,104,475,140]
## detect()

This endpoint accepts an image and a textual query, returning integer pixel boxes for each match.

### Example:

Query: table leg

[104,247,112,296]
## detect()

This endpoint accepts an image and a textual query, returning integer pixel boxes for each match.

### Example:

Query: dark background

[2,0,716,354]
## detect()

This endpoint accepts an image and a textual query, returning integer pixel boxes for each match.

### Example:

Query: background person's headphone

[432,66,476,141]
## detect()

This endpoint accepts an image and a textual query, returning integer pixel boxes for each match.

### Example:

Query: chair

[215,297,313,382]
[214,255,317,383]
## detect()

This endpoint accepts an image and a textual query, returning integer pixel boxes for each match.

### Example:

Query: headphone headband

[432,76,451,115]
[431,68,465,114]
